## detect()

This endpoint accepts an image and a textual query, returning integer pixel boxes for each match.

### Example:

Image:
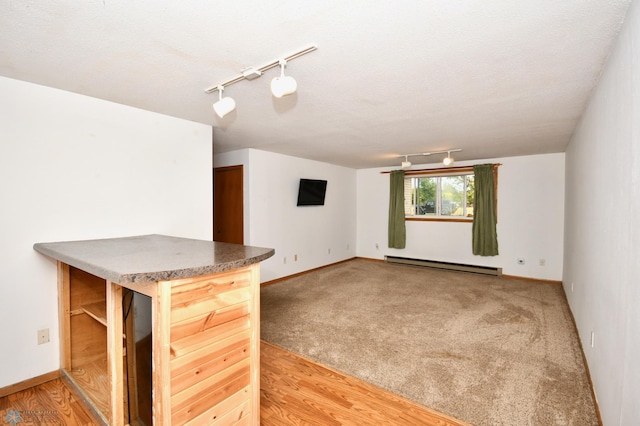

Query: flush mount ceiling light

[212,86,236,118]
[204,44,317,116]
[271,59,297,98]
[399,149,462,168]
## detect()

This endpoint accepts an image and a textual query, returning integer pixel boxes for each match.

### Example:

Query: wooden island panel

[168,264,259,425]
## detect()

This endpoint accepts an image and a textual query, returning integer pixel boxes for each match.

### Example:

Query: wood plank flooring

[0,341,468,426]
[260,341,469,426]
[0,377,97,425]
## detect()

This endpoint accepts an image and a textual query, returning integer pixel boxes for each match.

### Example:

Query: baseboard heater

[384,256,502,277]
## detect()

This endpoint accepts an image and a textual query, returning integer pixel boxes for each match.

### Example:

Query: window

[404,172,475,220]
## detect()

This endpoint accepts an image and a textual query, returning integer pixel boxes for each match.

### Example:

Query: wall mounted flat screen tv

[297,179,327,206]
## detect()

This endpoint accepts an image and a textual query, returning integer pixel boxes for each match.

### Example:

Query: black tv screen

[297,179,327,206]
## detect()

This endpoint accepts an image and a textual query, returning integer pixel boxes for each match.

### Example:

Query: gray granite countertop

[34,234,275,283]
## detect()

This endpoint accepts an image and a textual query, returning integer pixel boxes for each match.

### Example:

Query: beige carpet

[260,259,598,426]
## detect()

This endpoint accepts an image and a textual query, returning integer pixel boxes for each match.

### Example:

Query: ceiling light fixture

[443,151,455,166]
[399,153,421,169]
[204,44,317,115]
[425,149,462,166]
[212,86,236,118]
[271,59,297,98]
[399,149,462,168]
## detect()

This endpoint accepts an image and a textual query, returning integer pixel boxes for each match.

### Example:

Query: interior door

[213,165,244,244]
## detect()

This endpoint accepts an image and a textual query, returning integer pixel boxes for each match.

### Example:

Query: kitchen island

[34,234,274,426]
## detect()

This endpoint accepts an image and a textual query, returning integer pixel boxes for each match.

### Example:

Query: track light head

[443,151,454,166]
[213,97,236,118]
[213,86,236,118]
[401,155,412,169]
[271,59,297,98]
[271,76,297,98]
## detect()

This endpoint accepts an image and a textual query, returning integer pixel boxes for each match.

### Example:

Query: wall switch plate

[37,328,50,345]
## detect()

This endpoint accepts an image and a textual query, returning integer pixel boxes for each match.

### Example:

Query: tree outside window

[405,173,474,219]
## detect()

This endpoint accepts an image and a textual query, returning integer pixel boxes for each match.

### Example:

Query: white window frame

[404,170,475,222]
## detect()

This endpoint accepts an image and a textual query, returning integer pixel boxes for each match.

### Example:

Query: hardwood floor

[0,378,96,425]
[0,341,468,426]
[260,341,468,426]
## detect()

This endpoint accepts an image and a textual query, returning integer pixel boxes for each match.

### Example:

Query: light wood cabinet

[36,235,273,425]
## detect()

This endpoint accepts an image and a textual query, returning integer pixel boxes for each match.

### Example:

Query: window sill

[405,217,473,223]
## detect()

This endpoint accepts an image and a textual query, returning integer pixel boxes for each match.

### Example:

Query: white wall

[215,149,566,283]
[357,153,565,281]
[0,76,212,388]
[215,149,357,282]
[563,1,640,423]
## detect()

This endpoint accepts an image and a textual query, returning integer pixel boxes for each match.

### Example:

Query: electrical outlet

[283,257,287,264]
[590,331,595,348]
[375,243,379,250]
[539,259,545,266]
[571,282,574,292]
[328,248,331,255]
[37,328,50,345]
[294,254,298,261]
[346,244,349,250]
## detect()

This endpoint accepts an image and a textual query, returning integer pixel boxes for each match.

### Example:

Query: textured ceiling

[0,1,631,169]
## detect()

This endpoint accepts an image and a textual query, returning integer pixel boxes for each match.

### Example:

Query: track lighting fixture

[212,86,236,118]
[271,59,297,98]
[399,149,462,168]
[443,151,454,166]
[204,45,317,116]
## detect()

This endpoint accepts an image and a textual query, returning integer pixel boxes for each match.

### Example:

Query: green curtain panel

[388,170,406,249]
[472,164,499,256]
